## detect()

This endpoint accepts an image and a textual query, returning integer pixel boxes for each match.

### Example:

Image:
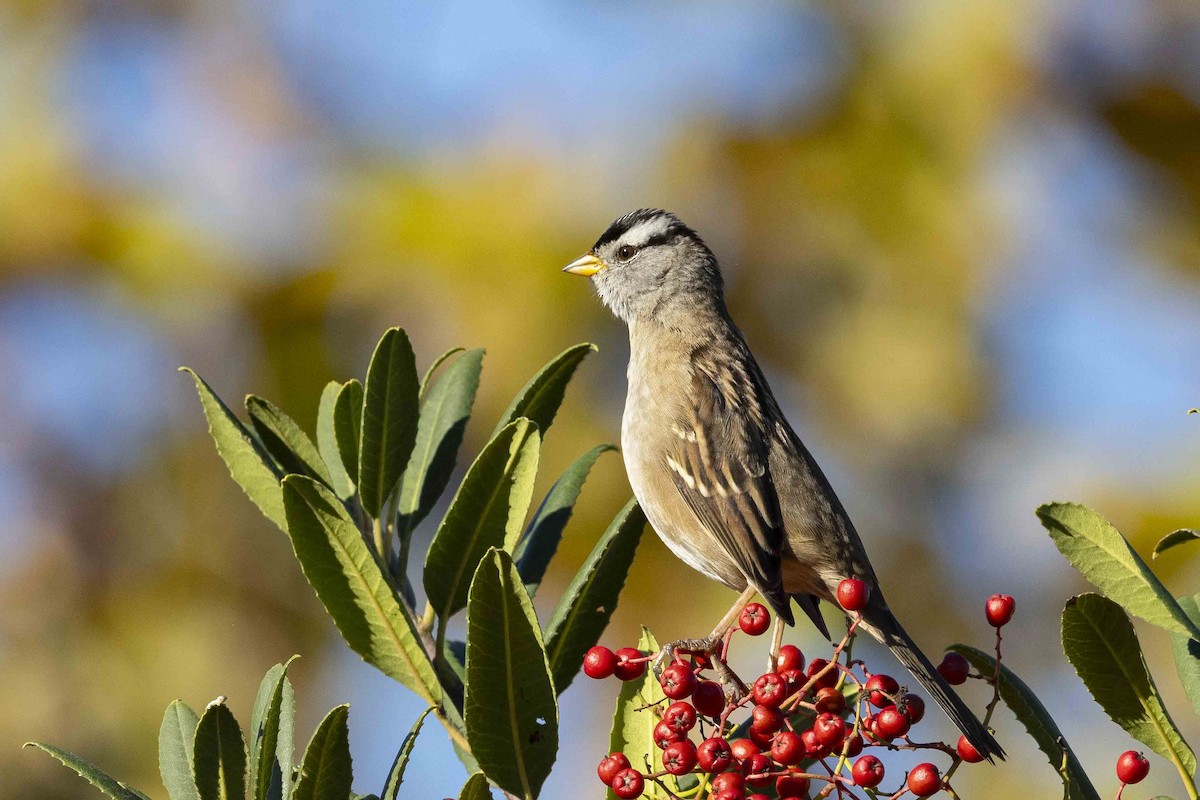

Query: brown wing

[664,343,793,625]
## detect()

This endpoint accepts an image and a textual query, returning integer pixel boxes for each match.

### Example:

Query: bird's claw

[651,634,746,702]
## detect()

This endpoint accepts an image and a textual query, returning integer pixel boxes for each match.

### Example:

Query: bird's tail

[859,610,1005,762]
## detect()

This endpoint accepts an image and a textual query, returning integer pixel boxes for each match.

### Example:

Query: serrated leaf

[281,475,442,704]
[292,705,352,800]
[1154,529,1200,560]
[380,707,433,800]
[606,628,672,799]
[334,380,364,488]
[25,742,150,800]
[1171,595,1200,718]
[420,347,466,402]
[159,701,200,800]
[182,368,286,531]
[396,348,484,536]
[193,699,247,800]
[317,382,355,499]
[359,328,420,517]
[1038,503,1200,639]
[272,675,295,800]
[246,396,333,487]
[424,419,541,624]
[515,444,615,597]
[492,343,595,437]
[457,773,491,800]
[1062,593,1196,776]
[544,499,645,694]
[948,645,1099,800]
[248,658,296,800]
[464,549,557,800]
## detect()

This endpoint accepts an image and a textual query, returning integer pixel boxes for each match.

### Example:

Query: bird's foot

[652,635,748,703]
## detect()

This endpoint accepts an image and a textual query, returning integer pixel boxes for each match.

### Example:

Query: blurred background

[3,0,1200,797]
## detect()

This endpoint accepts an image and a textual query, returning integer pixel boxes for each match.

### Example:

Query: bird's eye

[616,244,638,261]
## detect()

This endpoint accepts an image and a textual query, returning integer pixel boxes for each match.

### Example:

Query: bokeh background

[4,1,1200,797]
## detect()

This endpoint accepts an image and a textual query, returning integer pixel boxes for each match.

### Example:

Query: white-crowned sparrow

[564,208,1003,760]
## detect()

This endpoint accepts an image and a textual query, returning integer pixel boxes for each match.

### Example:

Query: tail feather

[861,611,1005,761]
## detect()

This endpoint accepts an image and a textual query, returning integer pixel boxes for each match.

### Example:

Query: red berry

[660,662,697,699]
[776,644,805,673]
[907,762,941,797]
[614,647,646,681]
[841,732,864,757]
[611,768,644,799]
[875,706,911,739]
[711,772,746,795]
[653,720,684,749]
[752,672,787,708]
[812,712,847,748]
[713,792,743,800]
[750,704,784,735]
[837,578,870,611]
[663,701,697,732]
[739,603,771,636]
[801,728,831,759]
[985,594,1016,627]
[747,795,770,800]
[806,658,838,690]
[583,645,618,679]
[852,755,885,788]
[814,686,846,714]
[776,774,810,798]
[741,753,772,786]
[937,652,970,685]
[779,668,805,694]
[956,735,984,763]
[902,693,925,724]
[662,740,698,775]
[692,680,725,717]
[697,737,734,772]
[770,730,804,765]
[1116,750,1150,784]
[598,752,631,785]
[748,726,774,750]
[861,714,882,742]
[691,651,713,671]
[730,737,760,761]
[865,674,899,708]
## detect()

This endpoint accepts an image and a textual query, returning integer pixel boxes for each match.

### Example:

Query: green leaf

[514,444,615,597]
[159,701,200,800]
[192,698,247,800]
[334,380,364,488]
[25,742,150,800]
[273,675,295,800]
[948,645,1100,800]
[1038,503,1200,639]
[396,348,485,536]
[292,705,352,800]
[420,347,465,402]
[544,499,646,695]
[1154,529,1200,560]
[457,773,491,800]
[248,658,296,800]
[424,419,541,624]
[246,396,333,487]
[281,475,442,704]
[1171,595,1200,718]
[359,328,420,517]
[1061,593,1196,777]
[492,343,595,438]
[317,382,355,499]
[181,368,286,531]
[606,628,670,800]
[464,549,558,800]
[380,707,433,800]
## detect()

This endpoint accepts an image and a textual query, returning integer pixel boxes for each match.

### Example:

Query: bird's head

[563,208,724,325]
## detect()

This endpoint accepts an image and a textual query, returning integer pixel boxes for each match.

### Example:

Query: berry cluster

[584,586,1021,799]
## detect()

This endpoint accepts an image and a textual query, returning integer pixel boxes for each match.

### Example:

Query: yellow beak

[562,254,604,277]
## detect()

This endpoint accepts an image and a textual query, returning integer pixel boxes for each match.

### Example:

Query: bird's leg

[766,613,786,674]
[652,587,757,700]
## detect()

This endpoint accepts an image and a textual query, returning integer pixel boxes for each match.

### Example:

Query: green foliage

[544,499,645,694]
[606,628,672,800]
[1039,502,1200,639]
[464,548,558,800]
[292,705,352,800]
[1155,530,1200,560]
[23,743,151,800]
[1061,593,1196,777]
[1172,595,1200,718]
[159,701,200,800]
[949,645,1099,800]
[193,699,247,800]
[180,329,637,795]
[381,707,434,800]
[458,773,492,800]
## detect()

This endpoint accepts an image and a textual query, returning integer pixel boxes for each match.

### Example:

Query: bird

[563,207,1004,761]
